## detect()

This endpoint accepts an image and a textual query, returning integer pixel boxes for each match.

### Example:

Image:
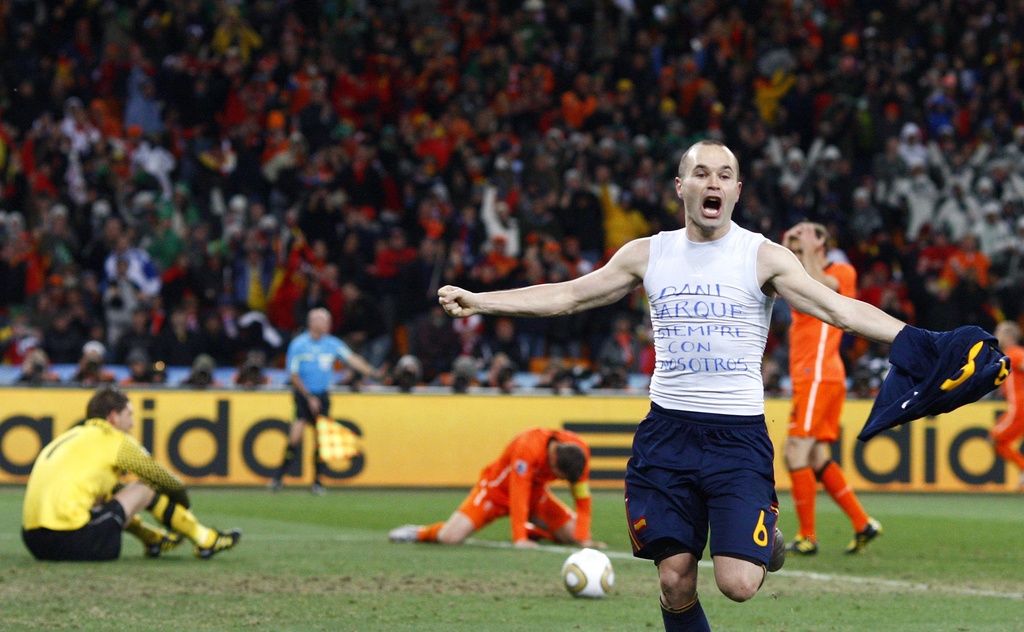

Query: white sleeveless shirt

[644,222,774,416]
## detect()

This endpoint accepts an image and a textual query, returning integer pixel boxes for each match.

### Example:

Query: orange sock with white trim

[418,522,444,542]
[789,466,817,541]
[818,461,868,533]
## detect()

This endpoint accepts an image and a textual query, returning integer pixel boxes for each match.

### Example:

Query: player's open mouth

[702,196,722,215]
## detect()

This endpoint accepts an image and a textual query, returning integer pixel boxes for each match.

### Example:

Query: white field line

[3,532,1020,600]
[463,538,1024,601]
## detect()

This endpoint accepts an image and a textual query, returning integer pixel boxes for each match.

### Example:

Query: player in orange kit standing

[783,222,881,555]
[990,320,1024,491]
[388,427,603,548]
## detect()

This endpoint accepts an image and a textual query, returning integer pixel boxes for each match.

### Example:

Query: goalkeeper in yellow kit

[21,385,241,561]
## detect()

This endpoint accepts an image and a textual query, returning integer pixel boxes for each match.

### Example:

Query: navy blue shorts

[22,500,127,561]
[624,403,779,566]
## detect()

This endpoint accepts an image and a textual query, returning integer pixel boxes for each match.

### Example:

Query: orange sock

[818,461,869,533]
[995,442,1024,470]
[418,522,444,543]
[789,467,817,541]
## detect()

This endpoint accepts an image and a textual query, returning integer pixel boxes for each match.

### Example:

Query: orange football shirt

[476,427,592,543]
[788,262,857,384]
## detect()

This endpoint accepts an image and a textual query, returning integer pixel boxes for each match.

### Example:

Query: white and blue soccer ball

[561,548,614,598]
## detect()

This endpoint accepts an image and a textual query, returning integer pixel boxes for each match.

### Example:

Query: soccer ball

[561,548,614,599]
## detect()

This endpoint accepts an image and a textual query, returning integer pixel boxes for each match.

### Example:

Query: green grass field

[1,486,1021,631]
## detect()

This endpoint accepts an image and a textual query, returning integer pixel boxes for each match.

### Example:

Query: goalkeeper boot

[786,535,819,556]
[310,481,327,496]
[145,531,184,558]
[768,525,786,572]
[845,518,882,554]
[388,524,421,543]
[195,529,242,560]
[267,477,282,491]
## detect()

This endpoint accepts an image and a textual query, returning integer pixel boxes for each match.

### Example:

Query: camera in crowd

[393,355,422,393]
[71,340,115,385]
[451,355,479,394]
[18,348,57,385]
[543,360,592,395]
[235,350,268,390]
[126,349,166,384]
[485,353,517,394]
[184,354,217,389]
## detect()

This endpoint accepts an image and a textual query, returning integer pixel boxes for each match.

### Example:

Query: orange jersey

[788,262,856,384]
[995,345,1024,425]
[476,427,592,543]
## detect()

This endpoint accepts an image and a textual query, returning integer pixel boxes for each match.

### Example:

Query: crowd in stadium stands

[1,0,1023,395]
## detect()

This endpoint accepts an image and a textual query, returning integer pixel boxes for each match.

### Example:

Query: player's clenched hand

[438,285,479,318]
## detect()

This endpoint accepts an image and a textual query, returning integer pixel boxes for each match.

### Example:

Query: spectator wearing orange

[560,74,597,130]
[940,233,990,289]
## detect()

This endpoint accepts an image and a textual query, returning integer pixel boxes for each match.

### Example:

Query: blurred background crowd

[0,0,1023,394]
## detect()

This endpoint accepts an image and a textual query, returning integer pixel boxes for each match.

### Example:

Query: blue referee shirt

[286,332,354,395]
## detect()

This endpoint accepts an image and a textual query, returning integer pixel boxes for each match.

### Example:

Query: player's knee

[716,572,761,602]
[658,566,696,607]
[783,444,810,470]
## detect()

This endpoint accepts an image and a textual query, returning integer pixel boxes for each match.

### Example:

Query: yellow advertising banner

[0,389,1017,492]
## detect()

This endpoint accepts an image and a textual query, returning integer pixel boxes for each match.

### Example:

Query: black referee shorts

[293,391,331,422]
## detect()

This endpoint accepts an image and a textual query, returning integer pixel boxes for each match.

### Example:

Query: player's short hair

[677,139,739,179]
[554,443,587,483]
[86,385,129,420]
[807,221,830,243]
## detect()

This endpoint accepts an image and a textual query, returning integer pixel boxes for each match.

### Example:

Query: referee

[268,307,381,494]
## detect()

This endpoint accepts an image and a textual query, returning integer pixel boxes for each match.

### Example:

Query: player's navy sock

[661,595,710,632]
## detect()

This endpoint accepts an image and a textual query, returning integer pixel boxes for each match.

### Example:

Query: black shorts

[293,391,330,422]
[22,500,127,561]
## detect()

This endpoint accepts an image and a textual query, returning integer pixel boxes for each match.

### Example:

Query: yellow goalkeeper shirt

[22,418,189,531]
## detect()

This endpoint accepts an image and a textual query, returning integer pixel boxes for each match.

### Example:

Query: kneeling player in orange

[389,427,604,549]
[784,223,880,555]
[990,320,1024,491]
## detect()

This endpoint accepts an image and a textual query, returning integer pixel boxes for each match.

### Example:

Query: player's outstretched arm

[438,238,650,319]
[760,241,905,344]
